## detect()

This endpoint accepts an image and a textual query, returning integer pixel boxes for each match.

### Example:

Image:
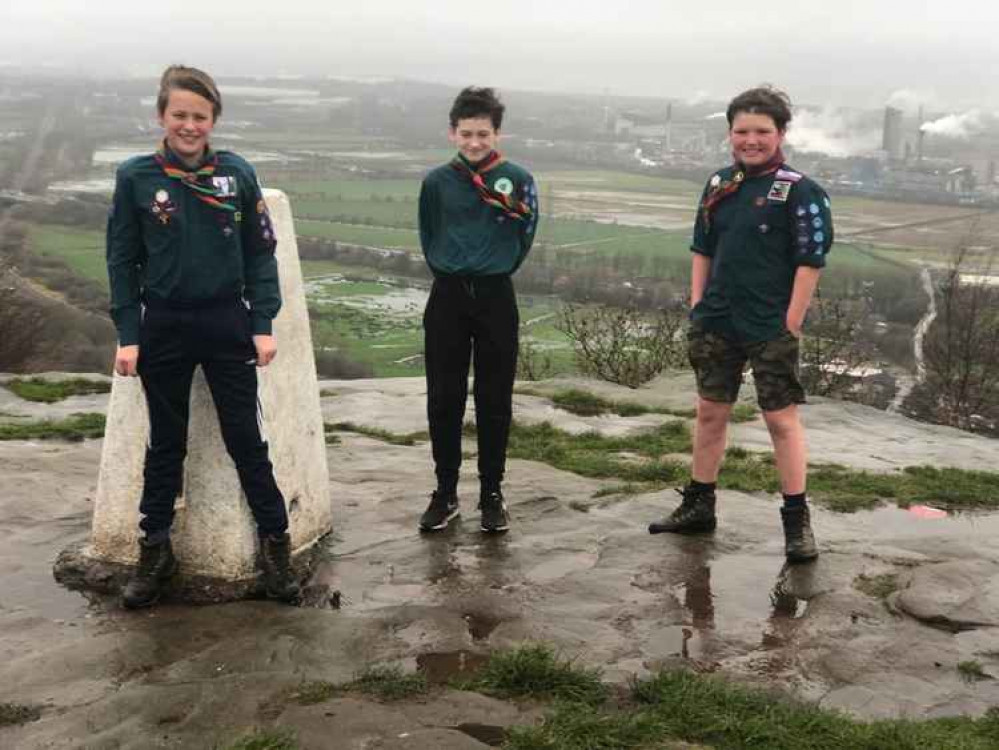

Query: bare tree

[556,302,687,388]
[918,241,999,432]
[800,287,879,397]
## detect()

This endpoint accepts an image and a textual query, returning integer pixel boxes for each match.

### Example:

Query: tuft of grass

[345,665,428,701]
[462,644,608,706]
[958,660,992,682]
[0,413,105,441]
[326,422,428,446]
[215,729,298,750]
[854,573,901,601]
[545,388,696,419]
[289,680,339,706]
[0,702,42,726]
[729,402,759,423]
[5,377,110,403]
[506,420,690,484]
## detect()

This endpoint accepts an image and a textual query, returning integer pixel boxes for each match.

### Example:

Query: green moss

[326,422,428,446]
[854,573,901,600]
[0,413,105,441]
[5,377,110,403]
[461,644,607,706]
[0,702,41,726]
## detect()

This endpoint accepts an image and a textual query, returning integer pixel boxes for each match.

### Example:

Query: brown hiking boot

[121,537,177,609]
[648,486,717,534]
[260,533,301,603]
[781,505,819,563]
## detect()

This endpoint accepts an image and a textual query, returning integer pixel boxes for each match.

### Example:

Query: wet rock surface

[2,373,999,747]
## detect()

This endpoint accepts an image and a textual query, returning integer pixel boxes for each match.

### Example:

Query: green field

[28,224,107,286]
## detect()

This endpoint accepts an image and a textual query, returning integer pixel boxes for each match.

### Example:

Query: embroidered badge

[812,217,823,229]
[755,196,766,207]
[710,174,721,188]
[759,224,770,234]
[150,189,177,225]
[767,180,792,202]
[809,203,820,215]
[814,231,825,243]
[493,177,514,196]
[256,199,267,214]
[796,206,807,217]
[775,168,803,183]
[211,176,237,198]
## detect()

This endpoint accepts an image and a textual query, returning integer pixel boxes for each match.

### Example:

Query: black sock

[689,479,716,493]
[437,478,458,496]
[782,492,806,509]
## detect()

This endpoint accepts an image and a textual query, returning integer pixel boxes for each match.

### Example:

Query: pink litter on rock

[908,505,948,519]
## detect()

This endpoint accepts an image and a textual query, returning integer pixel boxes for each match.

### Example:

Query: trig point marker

[55,190,332,600]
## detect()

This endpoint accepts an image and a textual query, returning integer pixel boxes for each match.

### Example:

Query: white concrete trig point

[62,190,331,598]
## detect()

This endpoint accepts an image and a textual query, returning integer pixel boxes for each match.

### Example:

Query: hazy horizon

[2,1,997,110]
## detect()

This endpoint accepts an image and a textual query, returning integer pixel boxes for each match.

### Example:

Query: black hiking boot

[781,505,819,563]
[648,485,717,534]
[479,491,510,533]
[419,491,460,531]
[121,537,177,609]
[259,533,301,603]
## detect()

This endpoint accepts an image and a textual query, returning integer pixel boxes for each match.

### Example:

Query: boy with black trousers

[648,86,833,563]
[107,65,299,607]
[417,87,539,533]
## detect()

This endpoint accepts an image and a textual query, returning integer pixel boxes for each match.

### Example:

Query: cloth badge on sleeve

[211,176,237,198]
[775,168,803,183]
[767,180,793,202]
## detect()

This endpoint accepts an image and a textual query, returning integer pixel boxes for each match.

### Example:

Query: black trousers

[423,275,519,492]
[136,298,288,537]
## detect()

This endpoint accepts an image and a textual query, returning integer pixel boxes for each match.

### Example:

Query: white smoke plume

[705,112,726,120]
[786,108,881,158]
[886,88,937,113]
[920,110,985,138]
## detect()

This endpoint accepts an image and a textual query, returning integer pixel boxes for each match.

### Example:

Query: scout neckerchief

[154,143,238,213]
[699,147,785,233]
[450,150,533,222]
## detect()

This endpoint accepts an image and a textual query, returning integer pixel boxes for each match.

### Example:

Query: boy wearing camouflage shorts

[648,86,833,563]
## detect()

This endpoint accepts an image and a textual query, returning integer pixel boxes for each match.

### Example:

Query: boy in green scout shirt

[106,65,298,607]
[648,86,833,563]
[417,87,539,534]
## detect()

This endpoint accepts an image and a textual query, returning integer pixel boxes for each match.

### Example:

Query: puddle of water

[415,650,490,684]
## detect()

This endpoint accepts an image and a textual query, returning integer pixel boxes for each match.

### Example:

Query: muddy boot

[121,537,177,609]
[781,505,819,563]
[648,486,717,534]
[259,533,301,603]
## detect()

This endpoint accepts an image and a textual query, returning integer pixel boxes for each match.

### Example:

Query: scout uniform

[106,144,287,540]
[688,162,834,411]
[417,151,538,508]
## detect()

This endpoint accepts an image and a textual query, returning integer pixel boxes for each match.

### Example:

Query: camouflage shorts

[687,325,805,412]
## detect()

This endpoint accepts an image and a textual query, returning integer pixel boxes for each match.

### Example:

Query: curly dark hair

[157,65,223,121]
[449,87,505,130]
[726,85,793,131]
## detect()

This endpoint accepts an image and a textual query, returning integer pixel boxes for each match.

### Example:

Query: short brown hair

[726,85,792,131]
[449,87,504,130]
[157,65,222,121]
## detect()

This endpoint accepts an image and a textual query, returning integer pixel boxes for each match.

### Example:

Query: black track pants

[136,299,288,537]
[423,275,519,491]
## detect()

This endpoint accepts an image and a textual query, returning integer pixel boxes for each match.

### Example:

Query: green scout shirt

[106,146,280,346]
[418,155,539,276]
[690,164,833,343]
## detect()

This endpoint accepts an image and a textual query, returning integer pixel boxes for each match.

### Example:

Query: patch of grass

[958,660,992,682]
[326,421,428,446]
[542,388,696,419]
[5,377,110,403]
[463,644,608,706]
[345,665,428,701]
[0,702,42,726]
[0,413,105,441]
[854,572,901,600]
[214,729,298,750]
[591,483,653,499]
[288,680,339,706]
[505,420,690,483]
[729,402,759,423]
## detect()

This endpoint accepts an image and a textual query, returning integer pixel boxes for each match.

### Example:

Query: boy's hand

[785,316,804,339]
[114,345,140,377]
[253,334,277,367]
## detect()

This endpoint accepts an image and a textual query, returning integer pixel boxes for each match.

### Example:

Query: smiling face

[449,116,499,164]
[158,88,216,165]
[729,111,785,168]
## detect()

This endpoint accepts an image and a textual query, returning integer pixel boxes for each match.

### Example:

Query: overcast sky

[3,0,996,109]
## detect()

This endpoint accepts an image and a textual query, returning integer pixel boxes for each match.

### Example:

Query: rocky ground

[1,373,998,749]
